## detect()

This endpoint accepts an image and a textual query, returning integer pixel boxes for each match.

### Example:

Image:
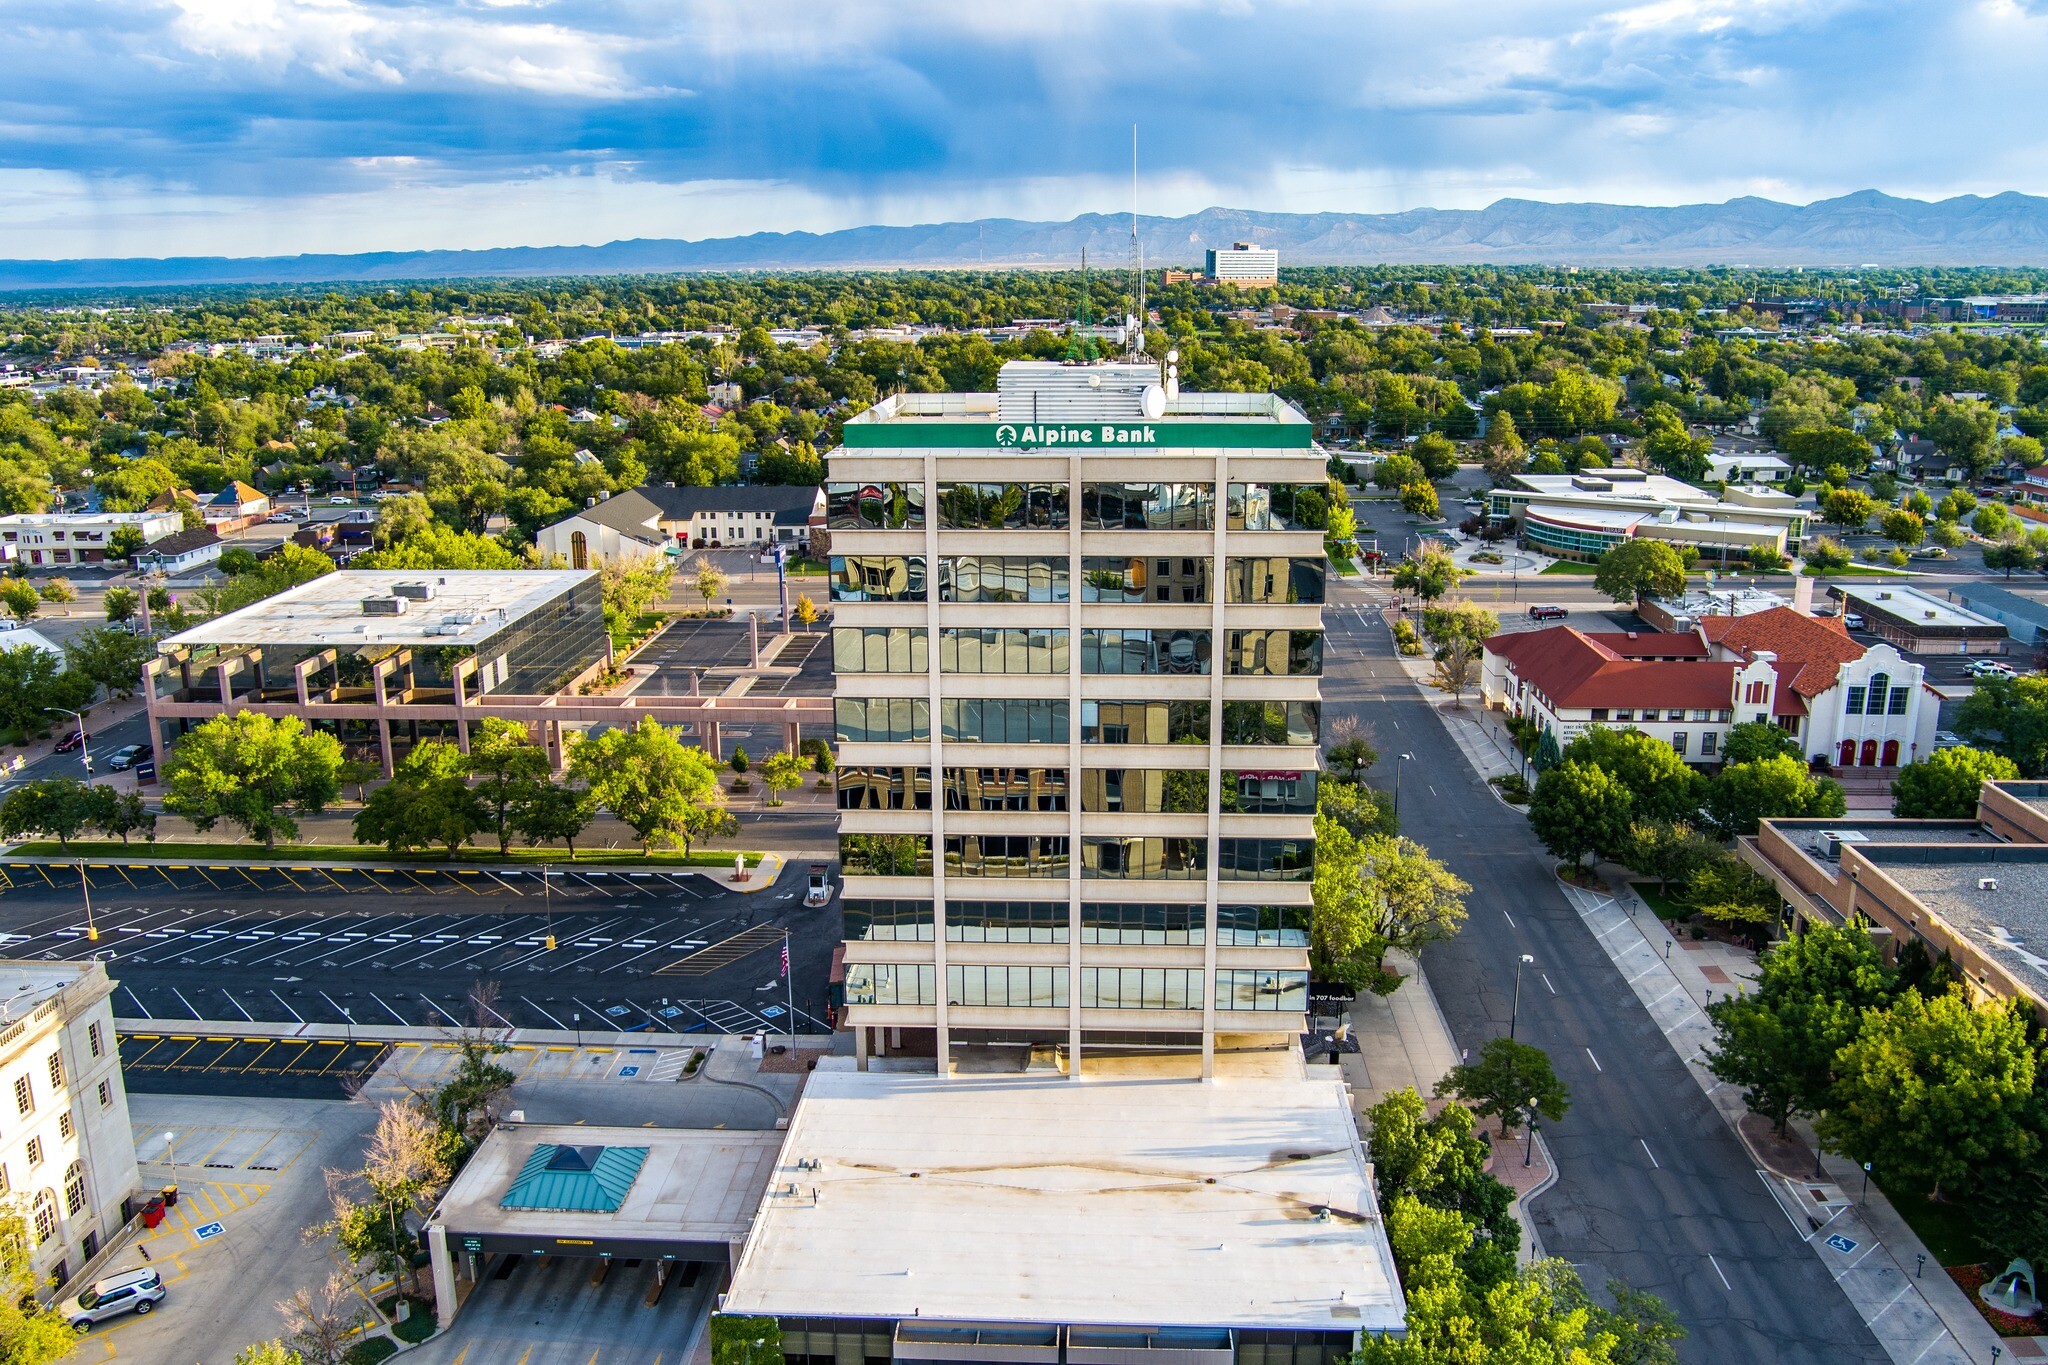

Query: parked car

[328,494,352,505]
[53,729,87,753]
[62,1267,164,1331]
[1843,612,1866,630]
[265,512,295,523]
[1911,546,1948,559]
[1967,659,2018,680]
[107,745,145,771]
[1527,604,1568,621]
[805,864,833,907]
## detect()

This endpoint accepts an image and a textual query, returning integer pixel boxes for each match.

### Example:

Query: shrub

[342,1340,398,1365]
[1489,773,1530,804]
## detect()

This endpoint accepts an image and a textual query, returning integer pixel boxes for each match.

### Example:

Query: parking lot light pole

[163,1131,177,1189]
[1524,1099,1539,1167]
[1510,954,1534,1040]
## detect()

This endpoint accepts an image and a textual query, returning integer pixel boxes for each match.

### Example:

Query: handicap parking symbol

[658,1006,683,1019]
[1824,1234,1858,1255]
[193,1222,225,1242]
[604,1004,630,1017]
[619,1066,640,1078]
[761,1005,785,1018]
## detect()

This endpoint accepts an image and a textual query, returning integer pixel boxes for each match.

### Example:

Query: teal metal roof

[499,1143,649,1213]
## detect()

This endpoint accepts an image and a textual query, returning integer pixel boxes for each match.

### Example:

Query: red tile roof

[1698,607,1865,699]
[1579,631,1711,659]
[1486,627,1736,711]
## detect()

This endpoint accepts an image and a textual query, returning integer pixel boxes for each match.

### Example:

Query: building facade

[1487,470,1807,563]
[0,511,182,567]
[0,961,140,1293]
[1204,242,1280,286]
[1482,606,1940,768]
[828,361,1324,1076]
[1827,585,2009,657]
[537,485,824,568]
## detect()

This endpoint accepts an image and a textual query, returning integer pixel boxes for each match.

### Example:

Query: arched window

[1865,673,1889,715]
[570,531,589,571]
[31,1190,55,1243]
[62,1161,85,1217]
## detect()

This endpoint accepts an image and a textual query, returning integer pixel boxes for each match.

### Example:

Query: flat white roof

[1836,584,2006,630]
[724,1066,1404,1334]
[160,570,595,650]
[1513,471,1718,504]
[0,961,94,1019]
[429,1122,784,1247]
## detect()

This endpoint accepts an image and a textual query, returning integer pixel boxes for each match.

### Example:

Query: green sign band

[838,420,1312,450]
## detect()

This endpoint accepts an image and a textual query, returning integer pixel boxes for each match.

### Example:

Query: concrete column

[455,719,471,755]
[699,720,721,761]
[428,1225,457,1331]
[784,720,801,755]
[855,1025,869,1071]
[376,719,395,779]
[749,613,761,667]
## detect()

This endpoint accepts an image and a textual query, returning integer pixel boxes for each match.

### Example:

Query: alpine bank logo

[993,423,1159,448]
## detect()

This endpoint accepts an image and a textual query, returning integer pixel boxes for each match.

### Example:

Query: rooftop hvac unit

[361,596,408,617]
[994,361,1160,422]
[1813,829,1869,862]
[391,581,437,601]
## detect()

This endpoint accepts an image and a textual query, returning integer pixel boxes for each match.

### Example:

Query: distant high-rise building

[824,359,1327,1078]
[1204,242,1280,286]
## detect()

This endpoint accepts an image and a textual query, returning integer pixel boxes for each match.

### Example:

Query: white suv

[63,1267,165,1330]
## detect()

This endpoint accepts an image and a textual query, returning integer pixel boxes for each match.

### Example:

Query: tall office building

[1205,241,1281,286]
[826,360,1327,1076]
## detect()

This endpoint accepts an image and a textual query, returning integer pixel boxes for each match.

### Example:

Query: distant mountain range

[8,191,2048,289]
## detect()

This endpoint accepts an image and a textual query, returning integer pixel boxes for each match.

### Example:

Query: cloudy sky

[3,0,2046,260]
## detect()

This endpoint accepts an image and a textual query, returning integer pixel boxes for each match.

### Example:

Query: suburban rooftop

[160,570,596,650]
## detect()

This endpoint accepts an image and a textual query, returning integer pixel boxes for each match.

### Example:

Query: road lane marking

[1639,1138,1659,1169]
[1541,973,1555,994]
[1585,1048,1601,1072]
[1708,1253,1731,1291]
[1501,910,1516,929]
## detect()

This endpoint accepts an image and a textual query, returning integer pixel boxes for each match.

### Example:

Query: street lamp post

[45,707,91,783]
[1509,954,1535,1040]
[1523,1099,1539,1167]
[163,1130,177,1193]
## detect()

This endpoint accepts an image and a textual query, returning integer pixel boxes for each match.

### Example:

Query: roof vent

[391,581,436,601]
[1980,877,1999,891]
[361,596,407,617]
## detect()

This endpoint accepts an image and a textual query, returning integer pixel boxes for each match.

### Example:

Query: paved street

[1324,574,1889,1364]
[0,862,838,1039]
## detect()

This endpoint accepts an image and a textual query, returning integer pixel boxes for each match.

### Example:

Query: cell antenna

[1068,246,1095,362]
[1130,123,1146,359]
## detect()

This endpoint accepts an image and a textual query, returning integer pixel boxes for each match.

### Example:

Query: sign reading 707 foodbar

[838,419,1312,450]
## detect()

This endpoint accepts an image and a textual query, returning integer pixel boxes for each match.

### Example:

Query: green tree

[1902,489,1934,517]
[1436,1038,1570,1137]
[101,585,138,624]
[0,777,113,851]
[1820,989,2039,1201]
[466,717,551,854]
[762,751,806,807]
[1817,486,1878,529]
[1891,746,2022,818]
[1619,818,1719,896]
[1973,503,2013,540]
[97,790,155,846]
[1937,488,1977,522]
[1411,432,1460,481]
[1310,804,1397,994]
[1372,454,1426,491]
[64,627,151,700]
[0,1205,86,1361]
[1703,754,1846,838]
[1591,538,1687,604]
[1681,854,1779,926]
[1365,1088,1519,1283]
[233,1344,306,1365]
[1529,761,1633,868]
[1983,539,2039,579]
[692,555,728,609]
[352,741,487,857]
[1801,536,1852,572]
[1955,674,2048,775]
[1419,600,1499,652]
[511,780,597,860]
[1316,777,1397,840]
[1390,549,1468,602]
[569,717,726,852]
[1364,832,1471,954]
[1400,482,1440,518]
[1325,737,1379,785]
[1721,720,1798,765]
[0,643,92,738]
[793,595,819,631]
[0,578,39,624]
[161,712,345,850]
[1878,508,1924,549]
[711,1316,784,1365]
[106,524,146,563]
[1560,727,1702,821]
[1705,923,1895,1135]
[1926,518,1966,550]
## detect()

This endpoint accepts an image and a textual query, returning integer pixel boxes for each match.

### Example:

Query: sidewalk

[1339,948,1558,1262]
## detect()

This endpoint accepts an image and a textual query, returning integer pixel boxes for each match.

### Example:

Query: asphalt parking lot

[0,862,838,1036]
[409,1249,717,1365]
[121,1033,392,1099]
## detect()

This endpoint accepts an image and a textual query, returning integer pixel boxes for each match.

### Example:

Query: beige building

[0,961,140,1292]
[828,360,1326,1077]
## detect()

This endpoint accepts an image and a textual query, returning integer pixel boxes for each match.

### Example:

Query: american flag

[781,937,790,978]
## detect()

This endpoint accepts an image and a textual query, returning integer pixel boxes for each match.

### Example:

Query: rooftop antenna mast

[1130,124,1146,360]
[1068,246,1095,362]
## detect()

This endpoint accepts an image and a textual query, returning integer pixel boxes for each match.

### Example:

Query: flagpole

[784,930,797,1056]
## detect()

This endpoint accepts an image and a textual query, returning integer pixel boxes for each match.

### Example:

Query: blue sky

[2,0,2046,259]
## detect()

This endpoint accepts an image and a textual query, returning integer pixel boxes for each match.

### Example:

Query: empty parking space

[121,1034,390,1098]
[417,1250,715,1365]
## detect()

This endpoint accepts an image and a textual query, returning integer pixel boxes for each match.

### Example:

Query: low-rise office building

[0,961,140,1293]
[722,1063,1404,1357]
[0,510,182,567]
[1827,584,2009,656]
[1482,605,1938,768]
[144,569,826,774]
[1941,582,2048,648]
[1744,782,2048,1018]
[537,485,824,568]
[1486,470,1807,564]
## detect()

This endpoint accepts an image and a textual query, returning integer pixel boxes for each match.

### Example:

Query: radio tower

[1130,124,1146,360]
[1068,247,1096,362]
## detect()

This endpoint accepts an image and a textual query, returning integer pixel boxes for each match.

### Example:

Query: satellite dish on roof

[1141,384,1167,420]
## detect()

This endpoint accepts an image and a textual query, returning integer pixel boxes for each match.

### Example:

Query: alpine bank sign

[995,422,1159,447]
